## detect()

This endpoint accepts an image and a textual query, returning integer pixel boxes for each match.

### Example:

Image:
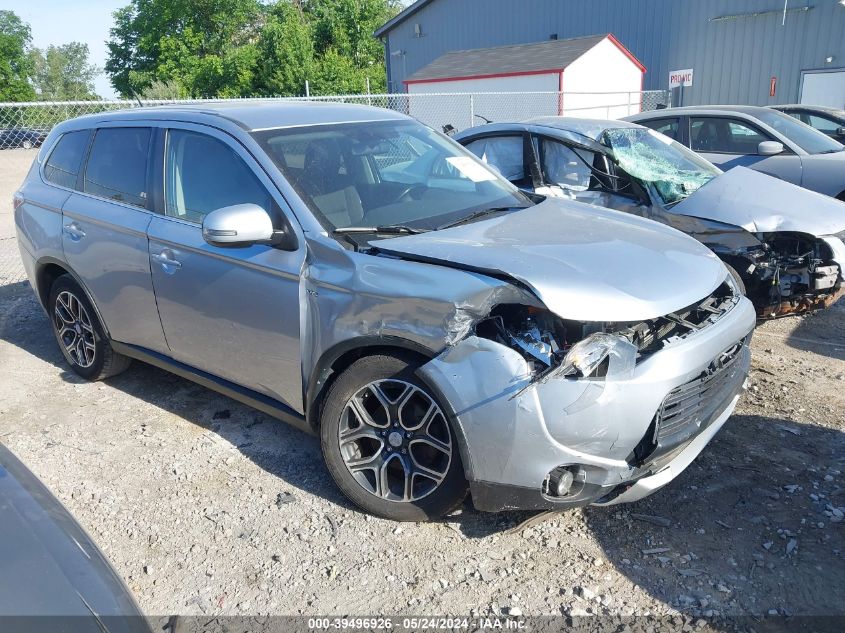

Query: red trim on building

[402,34,646,90]
[606,33,647,73]
[404,68,564,85]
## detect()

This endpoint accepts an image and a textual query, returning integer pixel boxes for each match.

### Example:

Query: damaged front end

[419,274,754,512]
[741,232,844,318]
[472,276,740,393]
[708,230,845,319]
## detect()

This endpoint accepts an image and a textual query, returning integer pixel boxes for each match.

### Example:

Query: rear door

[146,124,305,411]
[688,116,802,184]
[61,124,169,353]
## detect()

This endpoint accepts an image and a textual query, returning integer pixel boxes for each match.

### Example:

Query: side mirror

[757,141,784,156]
[836,127,845,137]
[202,203,275,247]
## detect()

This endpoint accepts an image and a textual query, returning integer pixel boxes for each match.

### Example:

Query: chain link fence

[0,89,669,287]
[0,89,670,148]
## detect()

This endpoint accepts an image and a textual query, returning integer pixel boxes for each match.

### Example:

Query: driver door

[688,116,802,184]
[147,124,306,411]
[531,135,652,217]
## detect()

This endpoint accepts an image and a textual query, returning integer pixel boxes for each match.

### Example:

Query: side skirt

[110,341,312,435]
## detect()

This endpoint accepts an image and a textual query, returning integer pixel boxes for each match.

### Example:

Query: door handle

[151,250,182,271]
[63,222,86,240]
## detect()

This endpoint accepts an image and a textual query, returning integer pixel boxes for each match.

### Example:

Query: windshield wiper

[332,225,427,236]
[436,206,525,231]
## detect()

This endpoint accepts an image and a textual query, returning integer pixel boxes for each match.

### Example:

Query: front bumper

[420,295,755,512]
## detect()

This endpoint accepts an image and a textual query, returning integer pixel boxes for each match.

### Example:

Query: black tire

[48,275,131,381]
[320,354,468,521]
[723,262,747,296]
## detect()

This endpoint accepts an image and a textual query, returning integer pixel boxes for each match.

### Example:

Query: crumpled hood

[374,198,727,322]
[674,166,845,235]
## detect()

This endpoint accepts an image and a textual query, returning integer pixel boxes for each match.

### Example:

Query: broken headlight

[475,305,637,381]
[723,270,742,297]
[556,332,638,379]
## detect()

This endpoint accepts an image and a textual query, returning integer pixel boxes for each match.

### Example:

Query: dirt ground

[0,150,843,619]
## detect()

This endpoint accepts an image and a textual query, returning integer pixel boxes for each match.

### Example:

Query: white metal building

[403,34,645,129]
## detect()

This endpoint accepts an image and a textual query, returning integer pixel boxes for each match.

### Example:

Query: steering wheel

[394,184,427,202]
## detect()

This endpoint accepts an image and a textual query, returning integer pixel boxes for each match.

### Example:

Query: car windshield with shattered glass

[601,127,722,206]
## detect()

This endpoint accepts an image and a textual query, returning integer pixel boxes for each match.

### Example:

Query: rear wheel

[48,275,131,381]
[22,140,33,150]
[320,354,468,521]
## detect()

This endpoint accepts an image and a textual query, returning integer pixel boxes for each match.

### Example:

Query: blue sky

[7,0,126,99]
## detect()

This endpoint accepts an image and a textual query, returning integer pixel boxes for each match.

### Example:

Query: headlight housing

[556,332,638,379]
[723,270,742,297]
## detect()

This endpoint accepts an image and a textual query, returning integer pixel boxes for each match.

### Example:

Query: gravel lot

[1,150,843,619]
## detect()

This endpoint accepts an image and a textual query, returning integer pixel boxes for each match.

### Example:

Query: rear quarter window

[44,130,90,189]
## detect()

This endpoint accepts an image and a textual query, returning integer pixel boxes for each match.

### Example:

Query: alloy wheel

[53,290,96,368]
[338,379,453,503]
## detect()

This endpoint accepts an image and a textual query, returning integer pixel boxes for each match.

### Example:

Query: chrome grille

[655,339,747,445]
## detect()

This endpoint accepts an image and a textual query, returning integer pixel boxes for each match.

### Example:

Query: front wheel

[48,275,131,381]
[320,354,468,521]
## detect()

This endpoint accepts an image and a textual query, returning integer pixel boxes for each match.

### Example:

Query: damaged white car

[16,103,754,520]
[456,118,845,318]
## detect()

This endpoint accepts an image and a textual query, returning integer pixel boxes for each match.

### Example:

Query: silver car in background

[770,104,845,143]
[15,102,754,520]
[456,118,845,318]
[625,105,845,201]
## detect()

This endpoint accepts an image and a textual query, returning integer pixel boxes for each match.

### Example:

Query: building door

[801,70,845,109]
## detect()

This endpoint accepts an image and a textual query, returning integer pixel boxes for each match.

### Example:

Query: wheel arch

[305,337,477,484]
[305,336,437,432]
[34,257,112,338]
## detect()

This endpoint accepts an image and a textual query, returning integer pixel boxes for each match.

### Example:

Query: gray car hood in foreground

[375,198,726,322]
[674,166,845,235]
[0,444,150,630]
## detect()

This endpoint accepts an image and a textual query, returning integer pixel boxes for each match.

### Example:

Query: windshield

[601,127,722,206]
[251,120,529,232]
[753,109,844,154]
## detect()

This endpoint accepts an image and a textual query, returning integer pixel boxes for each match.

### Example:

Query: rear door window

[638,117,681,141]
[44,130,90,189]
[806,113,841,134]
[463,135,528,186]
[83,127,151,207]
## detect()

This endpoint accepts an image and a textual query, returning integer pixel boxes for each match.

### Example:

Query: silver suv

[14,102,755,521]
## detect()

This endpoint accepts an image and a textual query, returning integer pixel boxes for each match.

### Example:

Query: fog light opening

[543,466,583,498]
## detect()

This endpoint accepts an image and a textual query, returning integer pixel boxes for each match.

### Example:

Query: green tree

[106,0,264,98]
[138,78,188,100]
[0,10,36,102]
[254,1,315,96]
[30,43,100,100]
[106,0,403,98]
[304,0,401,94]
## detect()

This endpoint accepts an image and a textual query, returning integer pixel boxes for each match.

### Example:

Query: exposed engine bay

[726,232,843,318]
[475,279,739,384]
